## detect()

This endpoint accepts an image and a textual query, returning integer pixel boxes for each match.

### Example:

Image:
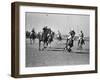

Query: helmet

[71,28,74,31]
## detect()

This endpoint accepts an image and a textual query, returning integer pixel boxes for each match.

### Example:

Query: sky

[25,12,90,37]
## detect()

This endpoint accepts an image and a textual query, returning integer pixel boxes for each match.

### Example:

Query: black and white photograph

[25,12,90,67]
[11,2,97,78]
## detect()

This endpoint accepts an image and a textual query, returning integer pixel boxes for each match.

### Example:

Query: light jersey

[30,32,33,35]
[79,33,84,40]
[68,35,71,39]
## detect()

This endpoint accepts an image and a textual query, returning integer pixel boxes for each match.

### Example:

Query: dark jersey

[69,30,75,37]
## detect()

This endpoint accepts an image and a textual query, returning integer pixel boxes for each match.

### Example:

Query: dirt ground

[26,39,89,67]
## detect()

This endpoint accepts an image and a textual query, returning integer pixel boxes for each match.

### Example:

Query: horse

[64,30,75,52]
[64,36,74,52]
[26,31,30,38]
[56,34,62,40]
[56,31,62,40]
[78,38,85,49]
[47,31,55,47]
[38,29,54,50]
[29,31,37,44]
[38,31,48,50]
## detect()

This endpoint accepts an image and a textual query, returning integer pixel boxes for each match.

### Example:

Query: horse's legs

[78,40,80,47]
[33,39,35,44]
[81,41,83,48]
[39,40,41,51]
[80,44,82,48]
[30,39,34,44]
[46,41,48,47]
[42,41,48,50]
[78,39,83,49]
[64,39,68,50]
[49,42,51,48]
[42,42,45,50]
[44,42,47,48]
[30,38,32,44]
[47,40,50,48]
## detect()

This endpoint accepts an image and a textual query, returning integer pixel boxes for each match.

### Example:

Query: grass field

[26,38,89,67]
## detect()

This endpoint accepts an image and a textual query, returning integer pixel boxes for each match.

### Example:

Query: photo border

[11,2,98,78]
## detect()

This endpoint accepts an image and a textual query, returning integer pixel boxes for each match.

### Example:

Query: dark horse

[64,30,75,52]
[38,28,54,50]
[29,29,37,44]
[65,36,74,52]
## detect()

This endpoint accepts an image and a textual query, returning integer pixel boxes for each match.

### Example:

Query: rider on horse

[30,28,36,37]
[78,30,85,47]
[30,28,36,44]
[39,26,54,50]
[42,26,48,40]
[79,30,84,39]
[57,30,62,40]
[67,28,75,47]
[43,26,48,32]
[65,28,75,52]
[69,29,75,38]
